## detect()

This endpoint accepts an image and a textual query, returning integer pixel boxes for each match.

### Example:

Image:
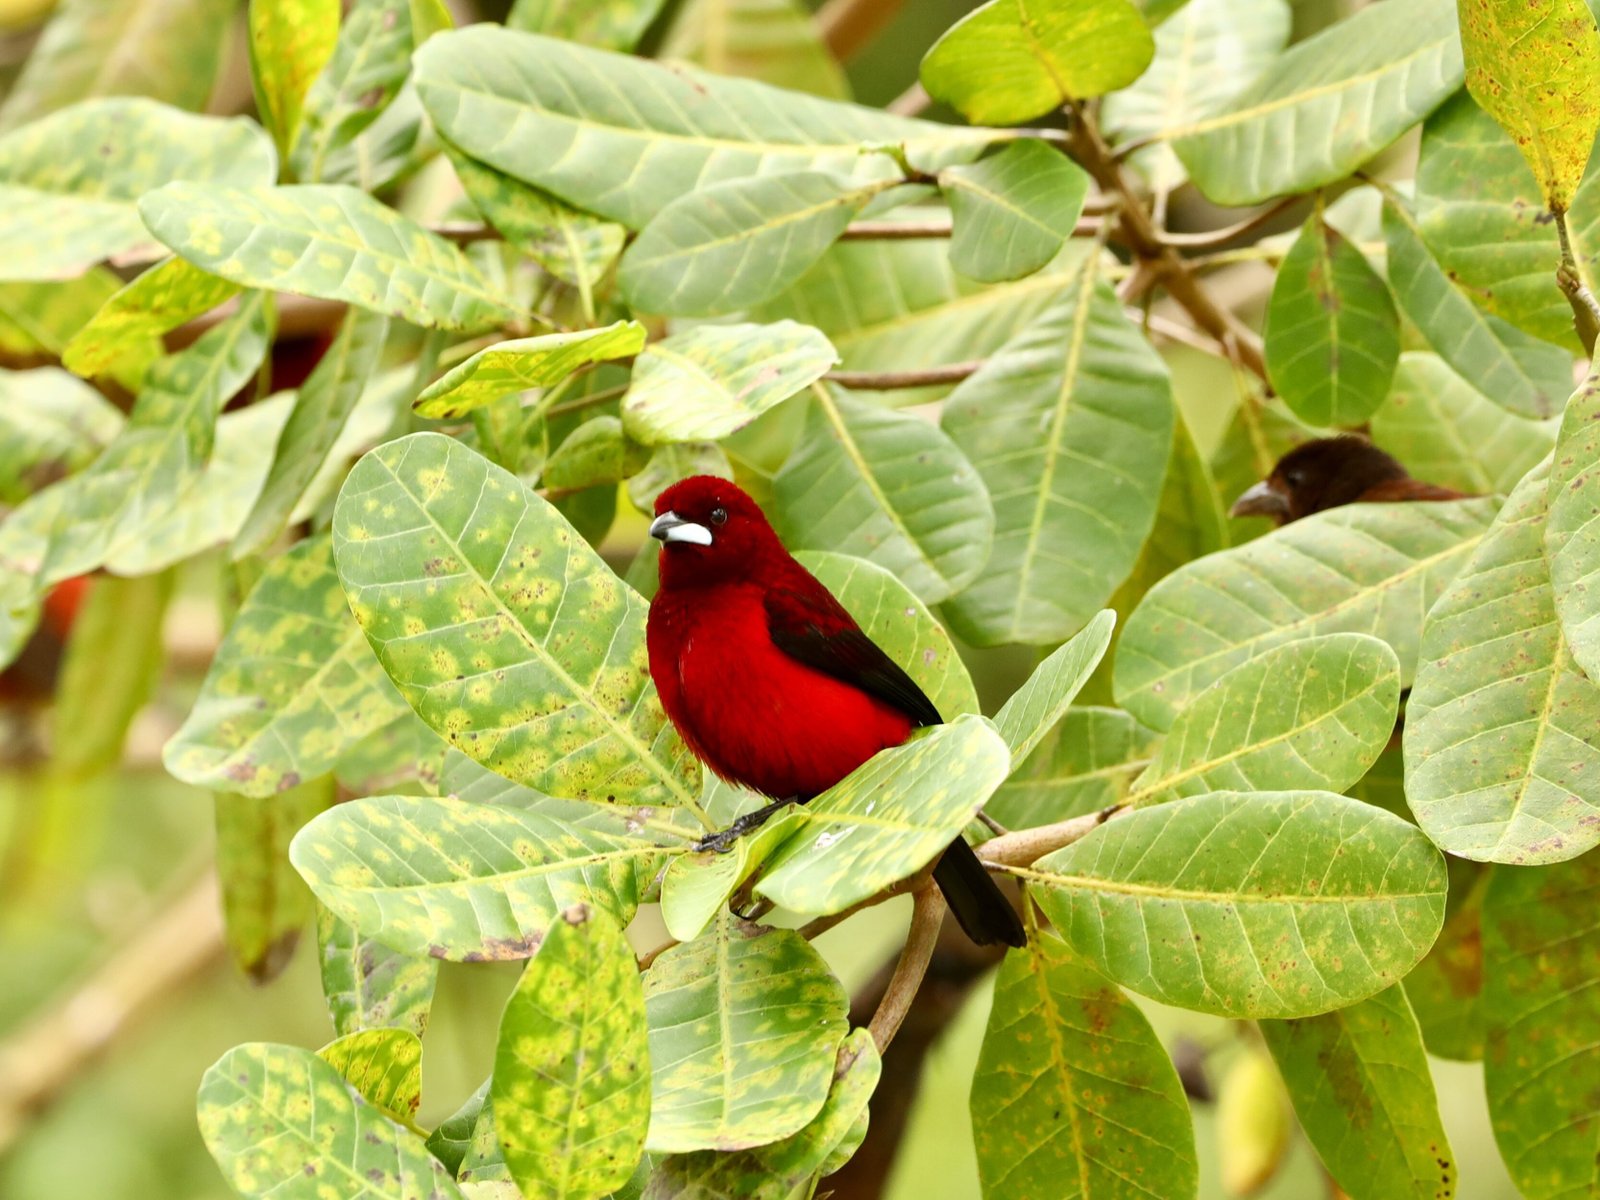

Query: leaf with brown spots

[319,1027,424,1127]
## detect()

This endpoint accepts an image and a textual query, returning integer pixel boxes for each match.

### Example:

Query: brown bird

[1229,436,1465,526]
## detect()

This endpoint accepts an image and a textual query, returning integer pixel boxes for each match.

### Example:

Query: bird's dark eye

[710,506,728,526]
[1283,469,1303,487]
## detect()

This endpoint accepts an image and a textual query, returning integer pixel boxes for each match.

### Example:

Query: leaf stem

[979,804,1125,868]
[1554,209,1600,358]
[1157,195,1304,249]
[823,360,986,390]
[866,884,945,1054]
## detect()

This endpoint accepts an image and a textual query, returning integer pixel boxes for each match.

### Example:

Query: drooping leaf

[1114,497,1499,730]
[0,367,122,505]
[139,184,521,332]
[492,906,650,1200]
[318,1027,424,1126]
[642,912,847,1153]
[316,906,439,1039]
[505,0,667,51]
[1482,849,1600,1200]
[659,0,850,99]
[0,99,277,281]
[414,323,645,420]
[920,0,1155,123]
[971,931,1198,1199]
[290,0,415,183]
[291,793,665,961]
[332,433,701,809]
[939,140,1090,283]
[942,254,1175,646]
[1027,789,1448,1018]
[772,384,994,604]
[198,1043,462,1200]
[1458,0,1600,212]
[1125,634,1400,807]
[1262,986,1455,1200]
[1371,352,1558,495]
[1265,215,1401,428]
[988,706,1157,831]
[414,28,993,231]
[1406,457,1600,864]
[1403,867,1487,1061]
[753,713,1010,917]
[992,610,1117,766]
[1381,198,1577,420]
[164,536,411,798]
[1544,369,1600,681]
[622,321,836,446]
[1169,0,1464,206]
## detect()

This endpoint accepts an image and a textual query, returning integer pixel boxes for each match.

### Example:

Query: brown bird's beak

[1229,480,1291,521]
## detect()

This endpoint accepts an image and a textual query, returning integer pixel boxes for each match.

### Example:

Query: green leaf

[1545,370,1600,681]
[332,433,701,810]
[971,931,1197,1199]
[316,906,439,1039]
[988,706,1157,830]
[642,913,848,1153]
[1459,0,1600,212]
[641,1027,880,1199]
[493,906,649,1200]
[1114,497,1499,730]
[0,99,277,281]
[659,848,749,945]
[506,0,667,51]
[753,713,1010,916]
[992,610,1117,765]
[542,417,648,492]
[291,793,664,961]
[622,321,836,446]
[628,443,732,514]
[1125,634,1400,807]
[619,172,893,317]
[920,0,1155,123]
[164,535,410,797]
[216,778,331,983]
[248,0,341,158]
[319,1027,424,1126]
[0,367,122,506]
[1101,0,1292,193]
[235,308,393,558]
[941,254,1175,646]
[1482,850,1600,1200]
[0,271,155,389]
[414,28,993,231]
[139,183,521,332]
[61,258,240,382]
[0,0,236,131]
[1027,790,1448,1017]
[1262,986,1456,1200]
[1371,352,1559,495]
[1406,458,1600,864]
[1381,198,1576,420]
[414,323,645,420]
[939,141,1089,284]
[1170,0,1464,206]
[290,0,415,183]
[198,1043,462,1200]
[1403,870,1486,1062]
[426,1079,489,1177]
[756,237,1094,407]
[772,385,994,604]
[1265,215,1400,428]
[659,0,850,100]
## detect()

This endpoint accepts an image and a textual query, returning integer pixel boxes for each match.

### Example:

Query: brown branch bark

[824,361,986,390]
[865,885,945,1054]
[978,804,1125,867]
[817,0,906,60]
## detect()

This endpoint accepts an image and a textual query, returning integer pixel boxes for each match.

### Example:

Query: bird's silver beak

[649,511,714,546]
[1229,480,1290,520]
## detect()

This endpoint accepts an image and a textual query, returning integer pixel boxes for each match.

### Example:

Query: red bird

[645,476,1026,948]
[1230,436,1465,526]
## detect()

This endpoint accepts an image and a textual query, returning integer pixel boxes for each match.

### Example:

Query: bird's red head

[650,475,786,588]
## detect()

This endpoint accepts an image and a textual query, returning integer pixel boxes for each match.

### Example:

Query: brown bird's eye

[710,506,728,525]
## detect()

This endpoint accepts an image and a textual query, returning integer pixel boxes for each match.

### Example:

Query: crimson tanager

[1230,436,1465,526]
[645,476,1026,948]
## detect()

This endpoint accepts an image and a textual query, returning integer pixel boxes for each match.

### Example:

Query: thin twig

[824,360,986,390]
[866,885,945,1054]
[429,221,504,246]
[637,938,678,972]
[887,80,931,117]
[979,805,1125,868]
[840,219,953,240]
[798,869,927,941]
[1158,195,1303,249]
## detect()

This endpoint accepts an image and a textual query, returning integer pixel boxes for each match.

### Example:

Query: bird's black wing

[763,578,943,728]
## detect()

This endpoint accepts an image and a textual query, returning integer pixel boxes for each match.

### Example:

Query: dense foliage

[1,0,1599,1197]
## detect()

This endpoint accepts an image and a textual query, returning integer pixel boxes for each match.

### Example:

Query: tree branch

[1158,195,1304,250]
[824,360,986,390]
[979,804,1125,868]
[866,885,945,1054]
[840,219,953,240]
[1555,210,1600,359]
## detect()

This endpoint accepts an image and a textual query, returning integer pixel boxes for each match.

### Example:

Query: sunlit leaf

[140,183,520,331]
[988,706,1157,830]
[971,931,1197,1199]
[493,906,649,1199]
[642,912,847,1152]
[317,906,439,1039]
[198,1043,462,1200]
[319,1027,424,1126]
[249,0,341,158]
[1407,458,1600,864]
[1115,497,1498,730]
[1482,849,1600,1200]
[992,610,1117,766]
[920,0,1154,123]
[414,323,645,420]
[939,140,1089,284]
[1169,0,1463,205]
[622,321,836,446]
[1217,1047,1293,1196]
[942,254,1174,646]
[506,0,666,50]
[291,0,415,183]
[659,0,849,99]
[1028,790,1448,1017]
[772,385,993,604]
[0,367,121,505]
[61,257,239,381]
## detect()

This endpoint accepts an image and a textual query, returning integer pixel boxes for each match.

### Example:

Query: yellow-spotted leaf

[62,257,240,381]
[316,906,439,1039]
[506,0,666,51]
[318,1027,424,1126]
[248,0,341,158]
[414,323,645,420]
[290,0,415,184]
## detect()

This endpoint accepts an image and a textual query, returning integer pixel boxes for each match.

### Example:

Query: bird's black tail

[932,837,1026,948]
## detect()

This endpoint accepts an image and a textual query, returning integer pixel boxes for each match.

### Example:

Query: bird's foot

[691,798,795,854]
